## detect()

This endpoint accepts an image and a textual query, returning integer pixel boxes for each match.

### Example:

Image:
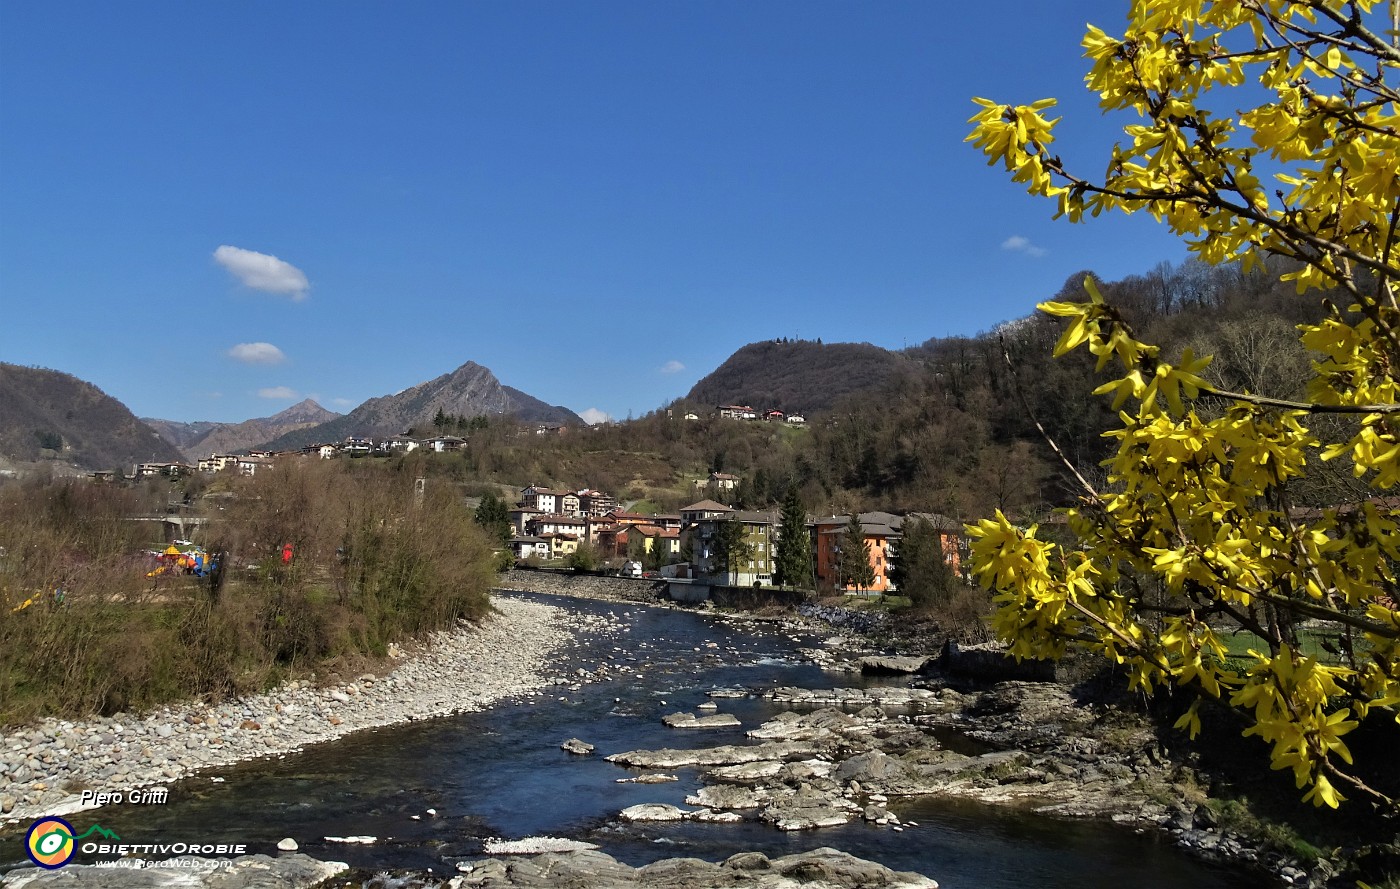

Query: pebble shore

[1,595,611,827]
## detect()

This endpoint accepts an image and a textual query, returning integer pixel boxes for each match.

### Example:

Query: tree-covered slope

[684,340,912,414]
[0,363,184,470]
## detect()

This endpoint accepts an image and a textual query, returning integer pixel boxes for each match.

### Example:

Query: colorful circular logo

[25,816,76,869]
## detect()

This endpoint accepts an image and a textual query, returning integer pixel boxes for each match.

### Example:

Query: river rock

[661,711,741,729]
[561,738,595,755]
[607,741,818,769]
[760,784,860,831]
[619,802,693,822]
[687,784,766,810]
[941,641,1058,682]
[277,837,299,851]
[484,837,601,854]
[452,847,938,888]
[834,750,908,789]
[615,773,678,784]
[708,760,786,784]
[860,655,933,675]
[3,853,344,888]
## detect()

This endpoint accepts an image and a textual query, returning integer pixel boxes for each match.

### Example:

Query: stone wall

[497,568,666,604]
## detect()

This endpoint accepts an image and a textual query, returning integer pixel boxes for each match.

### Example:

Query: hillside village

[108,411,962,598]
[110,402,808,482]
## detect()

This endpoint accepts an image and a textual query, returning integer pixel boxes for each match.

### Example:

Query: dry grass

[0,463,496,725]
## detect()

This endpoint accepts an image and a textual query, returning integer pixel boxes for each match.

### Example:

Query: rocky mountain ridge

[253,361,583,452]
[144,399,340,461]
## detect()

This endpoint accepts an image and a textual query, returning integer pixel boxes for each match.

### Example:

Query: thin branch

[1291,0,1400,64]
[997,334,1104,502]
[1198,384,1400,414]
[1252,588,1399,638]
[1322,759,1398,812]
[1042,157,1400,287]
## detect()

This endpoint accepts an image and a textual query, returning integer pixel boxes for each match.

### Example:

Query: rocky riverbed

[4,847,942,888]
[0,596,618,827]
[598,679,1330,886]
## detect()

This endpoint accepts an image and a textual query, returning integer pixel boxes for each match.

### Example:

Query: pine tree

[773,486,812,591]
[889,516,955,608]
[838,513,874,594]
[473,492,511,545]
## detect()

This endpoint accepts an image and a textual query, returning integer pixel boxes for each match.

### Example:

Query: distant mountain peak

[266,398,339,425]
[252,360,582,452]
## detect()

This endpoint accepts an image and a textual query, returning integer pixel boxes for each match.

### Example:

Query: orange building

[813,512,965,593]
[813,512,901,593]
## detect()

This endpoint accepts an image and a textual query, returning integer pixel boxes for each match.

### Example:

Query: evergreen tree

[889,516,955,608]
[773,486,812,591]
[433,407,448,432]
[712,519,754,582]
[838,513,874,594]
[473,491,511,545]
[644,535,668,571]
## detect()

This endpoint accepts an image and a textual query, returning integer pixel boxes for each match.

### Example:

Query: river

[0,592,1266,887]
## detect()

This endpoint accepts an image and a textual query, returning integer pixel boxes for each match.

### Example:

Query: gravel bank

[1,595,612,827]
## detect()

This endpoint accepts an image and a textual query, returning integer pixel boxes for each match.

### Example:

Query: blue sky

[1,1,1187,424]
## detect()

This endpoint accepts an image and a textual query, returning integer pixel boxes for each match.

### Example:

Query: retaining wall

[495,568,666,604]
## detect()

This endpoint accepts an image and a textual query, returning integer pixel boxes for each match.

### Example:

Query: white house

[709,471,739,490]
[423,435,467,452]
[510,536,550,560]
[520,485,564,514]
[383,435,419,453]
[237,456,275,476]
[525,514,587,539]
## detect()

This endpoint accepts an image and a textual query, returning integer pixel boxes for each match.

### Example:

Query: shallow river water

[0,593,1267,887]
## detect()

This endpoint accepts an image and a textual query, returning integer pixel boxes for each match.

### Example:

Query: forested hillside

[400,256,1345,521]
[685,340,911,414]
[0,363,183,470]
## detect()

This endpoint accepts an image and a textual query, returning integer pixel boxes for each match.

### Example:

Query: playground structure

[145,544,216,578]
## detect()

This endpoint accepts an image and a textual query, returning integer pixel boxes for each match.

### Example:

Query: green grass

[1216,627,1335,662]
[841,593,913,610]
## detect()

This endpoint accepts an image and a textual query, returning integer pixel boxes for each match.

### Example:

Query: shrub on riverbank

[0,465,496,725]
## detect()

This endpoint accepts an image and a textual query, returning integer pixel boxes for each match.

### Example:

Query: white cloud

[1001,235,1048,258]
[578,408,612,425]
[330,397,356,408]
[257,386,299,400]
[227,342,286,365]
[659,360,685,374]
[214,245,310,298]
